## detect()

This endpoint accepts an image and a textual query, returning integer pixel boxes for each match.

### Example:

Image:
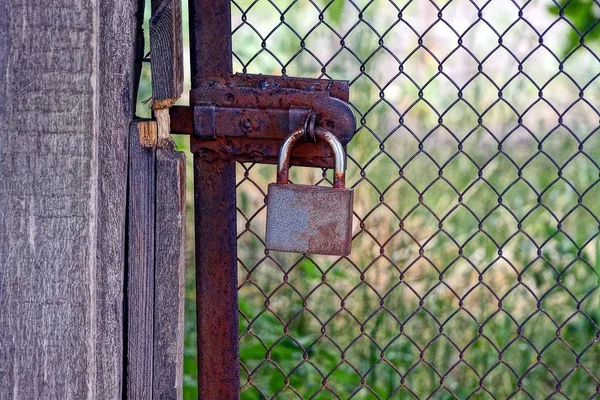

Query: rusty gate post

[189,0,239,398]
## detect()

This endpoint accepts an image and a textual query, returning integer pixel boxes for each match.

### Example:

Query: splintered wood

[150,0,183,148]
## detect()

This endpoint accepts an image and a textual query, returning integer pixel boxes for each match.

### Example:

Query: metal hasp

[183,0,355,398]
[266,128,354,256]
[170,73,356,166]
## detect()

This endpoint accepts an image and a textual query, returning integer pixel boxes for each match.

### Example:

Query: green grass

[234,139,600,398]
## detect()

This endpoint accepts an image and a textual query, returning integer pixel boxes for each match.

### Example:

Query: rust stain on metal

[194,154,239,400]
[188,74,355,145]
[189,0,240,398]
[265,184,354,256]
[276,163,291,185]
[266,126,354,256]
[170,72,357,169]
[169,105,193,133]
[334,171,345,189]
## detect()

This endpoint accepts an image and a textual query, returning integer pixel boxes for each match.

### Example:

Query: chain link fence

[231,0,600,398]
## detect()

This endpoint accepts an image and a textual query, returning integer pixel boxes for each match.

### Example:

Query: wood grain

[150,0,184,107]
[96,0,142,396]
[127,123,186,400]
[0,1,100,398]
[0,0,184,396]
[153,143,186,400]
[127,121,157,400]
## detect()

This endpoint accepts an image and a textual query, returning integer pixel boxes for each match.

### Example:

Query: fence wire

[231,0,600,398]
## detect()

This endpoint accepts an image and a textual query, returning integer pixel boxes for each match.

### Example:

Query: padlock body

[265,183,354,256]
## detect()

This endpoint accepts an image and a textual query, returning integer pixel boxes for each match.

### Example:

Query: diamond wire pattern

[232,0,600,398]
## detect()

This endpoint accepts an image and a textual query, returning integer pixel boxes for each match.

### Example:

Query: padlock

[265,127,354,256]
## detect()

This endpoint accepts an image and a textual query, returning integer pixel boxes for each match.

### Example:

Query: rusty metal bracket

[169,73,356,167]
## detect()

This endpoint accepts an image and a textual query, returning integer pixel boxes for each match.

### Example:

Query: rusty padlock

[265,127,354,256]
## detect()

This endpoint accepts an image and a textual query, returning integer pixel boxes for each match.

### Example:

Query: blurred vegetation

[137,0,600,398]
[549,0,600,54]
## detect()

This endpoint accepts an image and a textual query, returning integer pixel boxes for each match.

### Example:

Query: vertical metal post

[193,156,239,399]
[189,0,233,86]
[189,0,239,398]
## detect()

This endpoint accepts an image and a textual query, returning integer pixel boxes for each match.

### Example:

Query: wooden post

[0,0,156,398]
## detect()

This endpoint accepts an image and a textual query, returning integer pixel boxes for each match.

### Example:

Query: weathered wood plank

[127,121,157,400]
[0,1,97,398]
[150,0,184,107]
[153,143,186,400]
[96,0,141,396]
[1,0,141,397]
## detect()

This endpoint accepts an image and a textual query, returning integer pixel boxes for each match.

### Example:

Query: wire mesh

[231,0,600,398]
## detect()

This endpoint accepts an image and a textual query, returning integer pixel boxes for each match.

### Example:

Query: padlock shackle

[277,127,346,188]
